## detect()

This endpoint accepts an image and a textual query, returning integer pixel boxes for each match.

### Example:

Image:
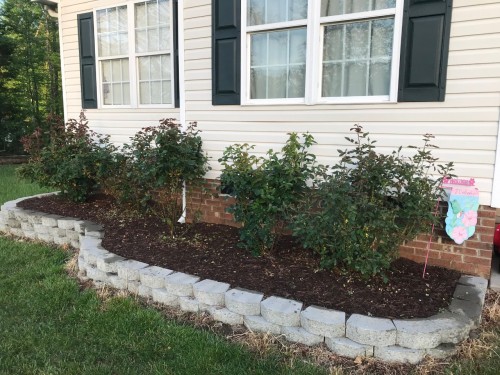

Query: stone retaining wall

[0,194,489,364]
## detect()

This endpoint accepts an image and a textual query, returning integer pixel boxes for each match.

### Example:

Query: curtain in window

[321,0,396,16]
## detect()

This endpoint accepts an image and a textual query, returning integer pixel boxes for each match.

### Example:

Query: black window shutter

[77,12,98,109]
[172,0,180,108]
[398,0,453,102]
[212,0,240,105]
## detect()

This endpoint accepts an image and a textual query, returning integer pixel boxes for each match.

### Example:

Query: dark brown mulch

[18,193,462,320]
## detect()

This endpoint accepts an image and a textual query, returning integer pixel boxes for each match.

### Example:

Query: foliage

[104,119,210,237]
[291,125,454,277]
[0,0,62,153]
[219,133,326,255]
[18,112,116,202]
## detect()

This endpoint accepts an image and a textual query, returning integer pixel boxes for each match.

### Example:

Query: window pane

[97,6,128,57]
[323,25,343,61]
[345,21,369,60]
[321,0,395,16]
[344,61,367,96]
[249,27,306,99]
[101,58,129,105]
[268,31,287,65]
[136,0,170,53]
[322,63,342,97]
[248,0,307,26]
[248,0,265,26]
[151,81,162,104]
[250,33,267,66]
[289,28,307,64]
[138,56,150,80]
[162,80,171,104]
[267,0,287,24]
[140,82,151,104]
[288,65,305,98]
[161,54,171,79]
[267,67,287,98]
[371,18,394,58]
[150,56,161,80]
[250,67,267,99]
[369,62,390,95]
[321,18,393,98]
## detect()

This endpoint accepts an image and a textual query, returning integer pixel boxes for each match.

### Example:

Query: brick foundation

[191,179,494,279]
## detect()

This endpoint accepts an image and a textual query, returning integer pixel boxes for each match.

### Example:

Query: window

[242,0,403,104]
[95,0,174,107]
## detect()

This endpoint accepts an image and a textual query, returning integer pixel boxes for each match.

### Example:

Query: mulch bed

[18,193,462,320]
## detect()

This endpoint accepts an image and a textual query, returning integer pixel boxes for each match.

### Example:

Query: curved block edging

[0,195,489,364]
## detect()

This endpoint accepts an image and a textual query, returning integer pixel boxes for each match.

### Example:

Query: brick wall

[190,180,494,278]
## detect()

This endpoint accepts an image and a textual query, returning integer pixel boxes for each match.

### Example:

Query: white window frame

[94,0,175,109]
[241,0,404,106]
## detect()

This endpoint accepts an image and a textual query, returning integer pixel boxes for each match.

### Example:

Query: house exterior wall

[58,0,500,278]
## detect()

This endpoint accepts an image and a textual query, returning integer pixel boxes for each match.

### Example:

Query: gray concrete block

[74,220,91,234]
[261,296,302,327]
[14,210,30,222]
[41,214,61,227]
[138,285,152,298]
[139,266,174,289]
[37,233,53,243]
[83,247,111,266]
[108,275,128,290]
[20,222,33,232]
[7,219,21,228]
[66,229,79,241]
[281,326,324,346]
[33,223,49,234]
[426,343,457,359]
[78,256,89,271]
[325,337,374,358]
[457,275,488,290]
[48,227,67,238]
[209,307,243,325]
[179,297,200,313]
[164,272,200,297]
[27,212,44,225]
[244,315,281,335]
[79,235,103,252]
[449,298,483,327]
[225,288,264,316]
[301,306,345,338]
[54,236,71,246]
[152,288,180,307]
[71,240,80,249]
[374,346,426,364]
[86,267,109,282]
[85,223,104,238]
[193,279,230,306]
[346,314,396,347]
[127,280,141,294]
[10,228,24,237]
[96,254,126,273]
[58,218,76,230]
[453,284,487,307]
[117,260,149,281]
[23,231,37,240]
[0,223,7,233]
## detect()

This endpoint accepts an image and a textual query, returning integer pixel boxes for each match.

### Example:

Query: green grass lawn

[1,164,499,375]
[0,165,324,374]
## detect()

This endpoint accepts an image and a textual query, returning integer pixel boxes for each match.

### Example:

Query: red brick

[429,242,444,251]
[475,226,493,234]
[479,234,494,243]
[477,210,496,218]
[480,218,496,228]
[413,241,429,249]
[413,248,439,258]
[463,240,492,250]
[450,261,476,274]
[475,265,492,278]
[463,256,492,267]
[440,252,464,262]
[428,258,453,268]
[460,247,479,256]
[480,249,493,258]
[399,247,415,257]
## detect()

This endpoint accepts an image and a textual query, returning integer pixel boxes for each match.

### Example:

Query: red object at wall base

[494,224,500,256]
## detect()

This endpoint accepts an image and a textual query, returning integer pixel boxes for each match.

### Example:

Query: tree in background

[0,0,62,153]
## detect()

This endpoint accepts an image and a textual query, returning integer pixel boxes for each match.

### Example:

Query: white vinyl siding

[60,0,500,206]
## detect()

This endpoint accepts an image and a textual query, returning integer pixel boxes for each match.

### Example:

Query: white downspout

[177,0,187,223]
[491,105,500,208]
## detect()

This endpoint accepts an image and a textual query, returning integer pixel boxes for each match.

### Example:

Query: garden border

[0,194,489,364]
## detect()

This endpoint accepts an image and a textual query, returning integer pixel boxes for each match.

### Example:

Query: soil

[18,193,462,320]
